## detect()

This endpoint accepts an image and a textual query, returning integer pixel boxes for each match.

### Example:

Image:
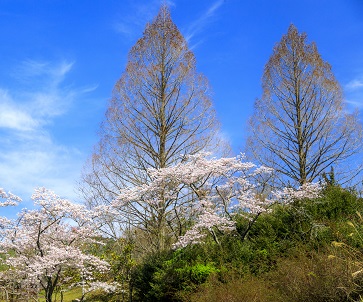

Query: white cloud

[113,0,177,40]
[0,60,79,130]
[114,23,133,37]
[0,89,39,131]
[114,0,224,48]
[185,0,224,44]
[344,76,363,111]
[0,134,82,203]
[346,79,363,91]
[113,0,161,39]
[0,59,92,203]
[12,60,74,87]
[16,61,77,118]
[345,99,363,109]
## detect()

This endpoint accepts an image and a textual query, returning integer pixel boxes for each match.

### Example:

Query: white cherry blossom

[0,188,112,302]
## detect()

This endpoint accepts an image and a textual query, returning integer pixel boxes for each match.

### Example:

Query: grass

[37,287,83,302]
[0,287,96,302]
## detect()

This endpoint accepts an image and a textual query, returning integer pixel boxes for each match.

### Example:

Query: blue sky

[0,0,363,209]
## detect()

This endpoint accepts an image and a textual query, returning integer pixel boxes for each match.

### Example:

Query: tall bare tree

[80,6,225,251]
[247,24,362,186]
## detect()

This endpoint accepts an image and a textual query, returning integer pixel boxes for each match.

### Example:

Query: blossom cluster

[0,187,112,298]
[0,188,21,207]
[273,182,323,204]
[172,200,236,249]
[113,152,322,249]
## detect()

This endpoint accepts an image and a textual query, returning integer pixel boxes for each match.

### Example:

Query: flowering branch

[0,188,113,302]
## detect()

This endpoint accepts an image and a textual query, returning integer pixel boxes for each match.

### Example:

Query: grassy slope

[37,287,83,302]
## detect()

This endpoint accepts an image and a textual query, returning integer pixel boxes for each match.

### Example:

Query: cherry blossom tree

[0,188,116,302]
[111,153,322,250]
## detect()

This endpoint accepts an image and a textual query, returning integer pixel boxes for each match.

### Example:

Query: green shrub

[304,185,363,221]
[130,249,220,301]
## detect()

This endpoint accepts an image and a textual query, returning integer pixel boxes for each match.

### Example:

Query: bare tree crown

[80,6,224,250]
[247,24,362,186]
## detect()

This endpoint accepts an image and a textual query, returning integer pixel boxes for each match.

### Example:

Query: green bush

[130,248,220,301]
[304,185,363,221]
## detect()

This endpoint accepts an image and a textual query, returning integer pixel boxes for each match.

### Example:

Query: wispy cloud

[345,99,363,109]
[113,0,177,41]
[0,89,39,131]
[0,59,94,202]
[0,133,83,203]
[346,79,363,91]
[344,76,363,111]
[113,0,163,40]
[7,60,78,122]
[113,0,222,47]
[185,0,224,44]
[13,60,74,86]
